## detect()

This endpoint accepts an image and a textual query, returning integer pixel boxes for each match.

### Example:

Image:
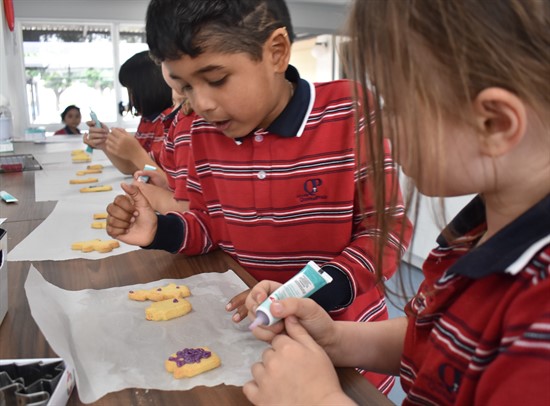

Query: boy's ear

[473,87,527,157]
[266,27,291,73]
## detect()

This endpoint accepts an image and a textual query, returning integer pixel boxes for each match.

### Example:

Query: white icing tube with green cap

[249,260,332,330]
[138,164,157,183]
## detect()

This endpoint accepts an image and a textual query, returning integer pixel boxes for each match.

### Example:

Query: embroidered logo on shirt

[438,363,462,395]
[297,178,327,202]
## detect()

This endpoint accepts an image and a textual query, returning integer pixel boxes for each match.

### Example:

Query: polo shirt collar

[439,194,550,279]
[265,64,311,138]
[234,65,312,145]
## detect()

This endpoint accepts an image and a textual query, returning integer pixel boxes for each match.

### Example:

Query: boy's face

[163,33,291,139]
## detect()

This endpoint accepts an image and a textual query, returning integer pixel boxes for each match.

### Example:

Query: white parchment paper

[8,198,139,261]
[34,154,129,202]
[24,266,267,404]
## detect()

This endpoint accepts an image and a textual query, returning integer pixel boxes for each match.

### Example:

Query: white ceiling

[14,0,353,37]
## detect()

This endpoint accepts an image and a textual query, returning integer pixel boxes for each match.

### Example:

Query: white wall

[406,194,474,268]
[12,0,349,34]
[1,2,26,139]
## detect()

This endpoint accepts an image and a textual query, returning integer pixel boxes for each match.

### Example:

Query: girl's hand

[83,120,108,150]
[243,315,353,405]
[246,281,338,352]
[245,280,285,340]
[106,128,140,158]
[106,183,157,246]
[226,289,251,323]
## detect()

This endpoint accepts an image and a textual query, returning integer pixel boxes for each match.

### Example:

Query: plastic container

[0,106,13,142]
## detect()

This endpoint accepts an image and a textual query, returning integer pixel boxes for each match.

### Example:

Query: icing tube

[86,110,101,153]
[138,164,157,183]
[249,261,332,330]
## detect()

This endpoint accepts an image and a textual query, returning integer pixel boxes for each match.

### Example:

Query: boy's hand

[134,169,169,190]
[225,289,251,323]
[243,315,352,406]
[106,183,158,246]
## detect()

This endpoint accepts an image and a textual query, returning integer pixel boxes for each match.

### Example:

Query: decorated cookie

[80,185,112,193]
[69,177,98,184]
[128,283,191,302]
[71,239,120,253]
[165,347,221,378]
[145,298,192,321]
[76,169,103,175]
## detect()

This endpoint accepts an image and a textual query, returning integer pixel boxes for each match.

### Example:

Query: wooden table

[0,142,393,405]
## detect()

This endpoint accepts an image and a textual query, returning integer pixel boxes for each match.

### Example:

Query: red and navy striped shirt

[136,106,174,157]
[401,194,550,405]
[156,109,194,201]
[148,66,413,393]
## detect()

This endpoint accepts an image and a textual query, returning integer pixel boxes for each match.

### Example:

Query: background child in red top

[106,0,412,393]
[132,63,192,214]
[54,105,81,135]
[241,1,550,405]
[84,51,173,175]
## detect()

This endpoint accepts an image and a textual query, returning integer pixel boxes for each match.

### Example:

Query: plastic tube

[249,261,332,329]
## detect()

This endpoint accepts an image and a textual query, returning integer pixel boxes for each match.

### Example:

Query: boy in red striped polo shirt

[106,0,413,394]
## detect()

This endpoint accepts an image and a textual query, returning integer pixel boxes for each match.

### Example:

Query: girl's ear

[473,88,527,157]
[266,27,291,73]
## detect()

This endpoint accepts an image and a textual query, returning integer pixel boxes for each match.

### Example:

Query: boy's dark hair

[118,50,173,117]
[146,0,295,62]
[60,105,80,121]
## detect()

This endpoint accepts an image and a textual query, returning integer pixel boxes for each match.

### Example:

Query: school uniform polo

[156,109,194,201]
[135,106,174,156]
[54,126,80,135]
[401,194,550,405]
[147,65,413,392]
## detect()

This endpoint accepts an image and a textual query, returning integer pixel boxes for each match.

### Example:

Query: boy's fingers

[109,194,135,214]
[120,182,150,209]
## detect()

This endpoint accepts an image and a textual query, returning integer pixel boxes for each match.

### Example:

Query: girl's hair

[118,50,173,117]
[346,0,550,282]
[60,105,80,122]
[146,0,295,62]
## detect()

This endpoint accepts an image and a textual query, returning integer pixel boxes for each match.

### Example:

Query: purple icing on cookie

[173,299,179,303]
[169,348,212,367]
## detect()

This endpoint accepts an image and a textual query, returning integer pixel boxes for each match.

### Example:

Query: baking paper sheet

[34,155,128,202]
[25,266,267,404]
[8,197,139,261]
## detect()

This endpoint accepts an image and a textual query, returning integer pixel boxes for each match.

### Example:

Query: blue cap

[248,311,269,330]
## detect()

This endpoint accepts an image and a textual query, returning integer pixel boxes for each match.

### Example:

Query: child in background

[54,105,81,135]
[242,1,550,405]
[105,0,412,394]
[84,50,174,175]
[132,64,193,214]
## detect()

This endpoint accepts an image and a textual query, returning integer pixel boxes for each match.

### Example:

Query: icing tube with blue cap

[87,110,101,153]
[249,260,332,330]
[138,164,157,183]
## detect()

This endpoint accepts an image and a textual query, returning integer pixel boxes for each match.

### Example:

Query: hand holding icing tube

[86,110,101,153]
[249,261,332,330]
[138,164,157,183]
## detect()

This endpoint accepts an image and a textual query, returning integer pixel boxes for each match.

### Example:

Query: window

[22,22,148,131]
